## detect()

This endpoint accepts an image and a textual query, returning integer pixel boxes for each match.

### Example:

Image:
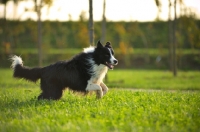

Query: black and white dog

[10,41,118,100]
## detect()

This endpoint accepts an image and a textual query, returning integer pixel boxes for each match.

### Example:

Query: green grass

[0,88,199,132]
[108,70,200,90]
[0,69,200,131]
[1,69,200,90]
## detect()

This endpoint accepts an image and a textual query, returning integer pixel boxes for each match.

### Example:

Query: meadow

[0,69,200,132]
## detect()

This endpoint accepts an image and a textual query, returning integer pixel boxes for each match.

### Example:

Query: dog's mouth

[105,62,114,69]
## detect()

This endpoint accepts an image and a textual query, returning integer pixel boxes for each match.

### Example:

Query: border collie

[10,41,118,100]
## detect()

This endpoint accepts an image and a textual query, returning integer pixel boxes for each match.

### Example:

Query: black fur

[11,41,118,100]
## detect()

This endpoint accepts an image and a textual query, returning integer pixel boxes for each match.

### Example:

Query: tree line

[0,18,199,51]
[0,19,200,70]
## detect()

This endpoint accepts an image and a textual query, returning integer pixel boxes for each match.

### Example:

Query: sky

[1,0,200,22]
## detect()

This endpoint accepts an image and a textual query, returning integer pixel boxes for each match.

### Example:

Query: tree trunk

[101,0,106,44]
[168,0,173,71]
[172,0,177,76]
[101,0,108,82]
[89,0,94,46]
[13,0,17,19]
[3,2,7,43]
[37,0,42,66]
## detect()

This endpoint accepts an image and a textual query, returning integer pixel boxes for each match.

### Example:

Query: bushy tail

[10,55,42,82]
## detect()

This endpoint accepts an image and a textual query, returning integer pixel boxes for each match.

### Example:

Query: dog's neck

[89,64,108,85]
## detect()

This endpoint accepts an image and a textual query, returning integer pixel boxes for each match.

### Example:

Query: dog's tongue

[106,62,114,69]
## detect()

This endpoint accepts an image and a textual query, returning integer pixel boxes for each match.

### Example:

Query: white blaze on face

[108,48,117,64]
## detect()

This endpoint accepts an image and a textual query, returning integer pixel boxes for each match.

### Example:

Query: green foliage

[0,19,199,50]
[0,19,199,69]
[177,16,200,48]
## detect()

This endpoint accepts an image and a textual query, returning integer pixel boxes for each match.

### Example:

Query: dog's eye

[105,53,110,57]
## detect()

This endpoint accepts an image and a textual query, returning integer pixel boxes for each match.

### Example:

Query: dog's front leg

[100,82,108,95]
[85,83,103,99]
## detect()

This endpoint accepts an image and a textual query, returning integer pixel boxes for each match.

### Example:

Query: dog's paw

[102,89,108,95]
[100,82,108,95]
[96,90,103,99]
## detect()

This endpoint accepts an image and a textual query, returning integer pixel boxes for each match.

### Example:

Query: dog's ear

[105,42,112,48]
[97,40,103,48]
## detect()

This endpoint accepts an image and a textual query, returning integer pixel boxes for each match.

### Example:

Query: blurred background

[0,0,199,72]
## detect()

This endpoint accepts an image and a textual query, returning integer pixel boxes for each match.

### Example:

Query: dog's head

[95,41,118,69]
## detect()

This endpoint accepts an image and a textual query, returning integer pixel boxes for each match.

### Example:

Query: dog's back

[10,53,93,100]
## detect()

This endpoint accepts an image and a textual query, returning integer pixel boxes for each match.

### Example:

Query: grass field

[107,70,200,90]
[0,69,200,132]
[1,69,200,90]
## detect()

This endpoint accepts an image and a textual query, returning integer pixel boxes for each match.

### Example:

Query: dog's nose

[114,60,118,65]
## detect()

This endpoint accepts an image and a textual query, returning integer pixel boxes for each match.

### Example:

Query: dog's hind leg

[50,89,63,100]
[38,80,49,100]
[38,79,63,100]
[38,92,48,100]
[38,88,63,100]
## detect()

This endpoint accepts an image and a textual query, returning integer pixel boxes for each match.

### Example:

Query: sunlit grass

[0,68,200,131]
[1,69,200,90]
[0,88,199,132]
[107,70,200,90]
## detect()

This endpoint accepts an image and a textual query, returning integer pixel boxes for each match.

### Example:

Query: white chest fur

[89,64,108,84]
[85,64,108,97]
